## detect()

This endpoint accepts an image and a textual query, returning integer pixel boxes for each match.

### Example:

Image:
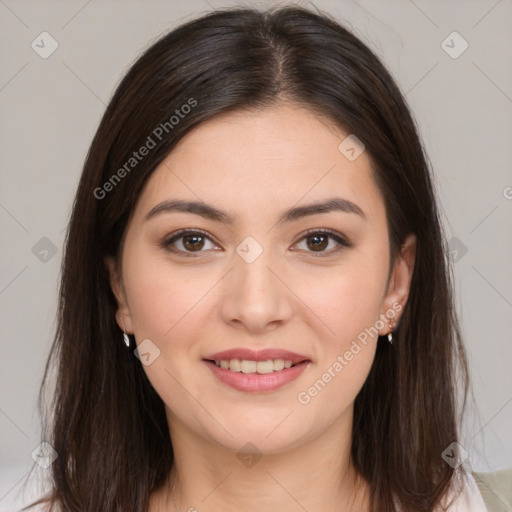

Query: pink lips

[202,348,311,393]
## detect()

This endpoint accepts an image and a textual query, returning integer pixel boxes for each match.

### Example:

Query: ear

[378,233,416,335]
[104,255,134,334]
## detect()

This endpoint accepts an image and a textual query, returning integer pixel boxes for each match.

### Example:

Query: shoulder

[439,472,488,511]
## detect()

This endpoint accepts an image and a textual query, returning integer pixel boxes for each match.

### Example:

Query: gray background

[1,0,511,509]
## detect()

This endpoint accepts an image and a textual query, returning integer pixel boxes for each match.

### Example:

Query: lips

[202,348,311,365]
[203,357,311,393]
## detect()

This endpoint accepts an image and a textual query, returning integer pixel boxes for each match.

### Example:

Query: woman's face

[106,103,415,454]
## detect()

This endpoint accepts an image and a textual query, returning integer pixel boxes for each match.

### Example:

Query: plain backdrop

[1,0,511,510]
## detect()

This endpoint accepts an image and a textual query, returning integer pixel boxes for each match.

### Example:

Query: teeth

[213,358,297,374]
[230,359,242,372]
[241,360,257,373]
[273,359,284,371]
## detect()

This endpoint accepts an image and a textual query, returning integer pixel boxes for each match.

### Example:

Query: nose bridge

[233,237,278,299]
[219,236,292,330]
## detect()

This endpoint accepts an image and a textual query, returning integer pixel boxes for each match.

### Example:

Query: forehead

[132,104,385,226]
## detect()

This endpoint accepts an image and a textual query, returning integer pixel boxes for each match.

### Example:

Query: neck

[150,406,370,512]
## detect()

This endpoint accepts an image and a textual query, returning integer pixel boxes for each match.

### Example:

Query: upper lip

[203,348,310,364]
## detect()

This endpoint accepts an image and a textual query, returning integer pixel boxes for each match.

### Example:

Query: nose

[219,248,294,333]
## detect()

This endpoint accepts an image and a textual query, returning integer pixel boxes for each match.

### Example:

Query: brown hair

[23,5,470,511]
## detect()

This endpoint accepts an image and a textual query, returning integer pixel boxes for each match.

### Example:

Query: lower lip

[203,360,311,392]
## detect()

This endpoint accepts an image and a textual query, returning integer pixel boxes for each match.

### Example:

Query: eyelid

[161,227,352,257]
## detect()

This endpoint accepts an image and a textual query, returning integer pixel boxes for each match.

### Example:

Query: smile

[213,358,296,373]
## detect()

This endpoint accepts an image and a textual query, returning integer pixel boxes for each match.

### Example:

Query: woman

[23,5,488,511]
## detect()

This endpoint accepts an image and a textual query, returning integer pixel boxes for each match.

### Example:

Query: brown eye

[294,229,352,256]
[306,233,329,251]
[182,233,206,251]
[162,230,217,256]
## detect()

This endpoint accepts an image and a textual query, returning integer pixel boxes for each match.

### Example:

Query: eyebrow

[144,197,366,225]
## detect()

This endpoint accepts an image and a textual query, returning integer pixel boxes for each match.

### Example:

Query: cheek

[123,247,213,342]
[122,251,215,422]
[296,258,388,346]
[293,267,385,416]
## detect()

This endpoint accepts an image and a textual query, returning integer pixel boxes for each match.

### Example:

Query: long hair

[23,5,470,511]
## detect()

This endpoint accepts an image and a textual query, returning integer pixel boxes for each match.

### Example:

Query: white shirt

[440,472,489,511]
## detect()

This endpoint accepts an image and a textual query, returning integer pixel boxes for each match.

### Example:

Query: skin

[105,103,416,512]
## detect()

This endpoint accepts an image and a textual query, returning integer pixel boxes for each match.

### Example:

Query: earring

[123,332,130,348]
[387,321,394,344]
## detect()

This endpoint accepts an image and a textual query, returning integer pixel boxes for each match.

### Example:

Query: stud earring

[387,321,394,344]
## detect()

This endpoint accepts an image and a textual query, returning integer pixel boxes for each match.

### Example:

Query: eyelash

[161,228,353,258]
